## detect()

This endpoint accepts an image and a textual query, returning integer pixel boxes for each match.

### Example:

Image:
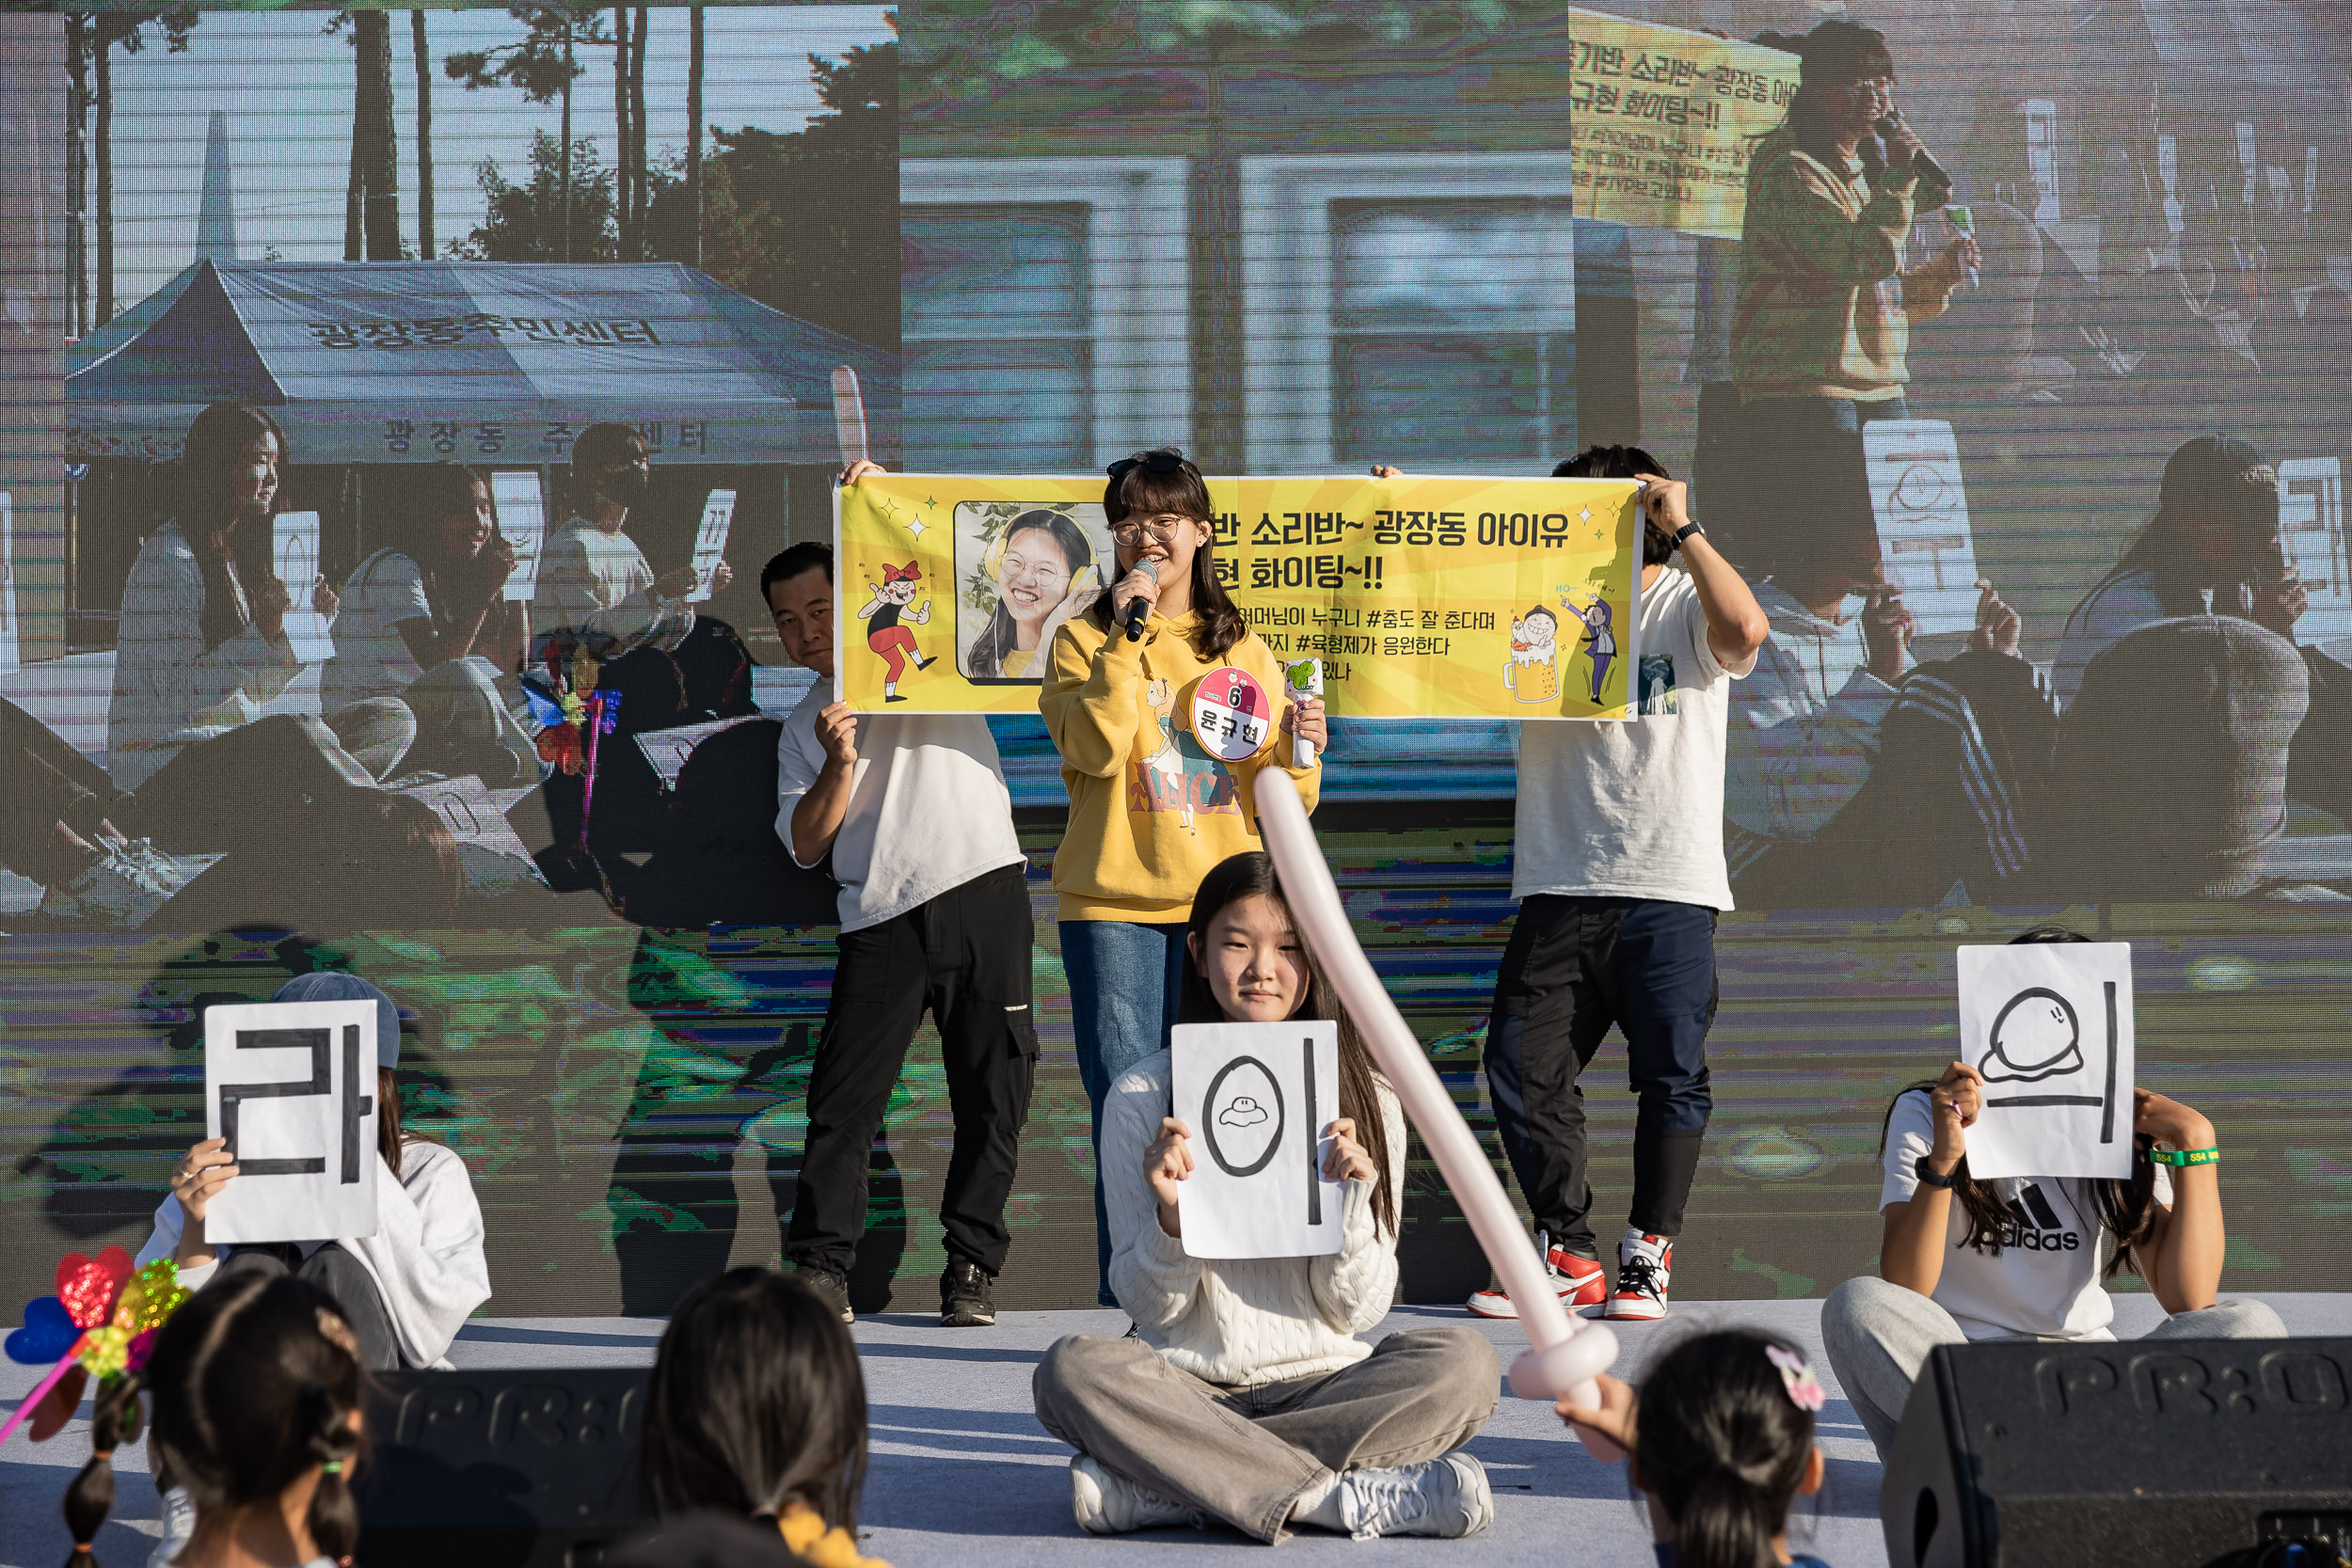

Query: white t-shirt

[775,685,1026,932]
[1879,1088,2171,1341]
[322,549,433,711]
[1513,566,1754,910]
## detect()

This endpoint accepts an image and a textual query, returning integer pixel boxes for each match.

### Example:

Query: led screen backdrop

[3,2,2349,1320]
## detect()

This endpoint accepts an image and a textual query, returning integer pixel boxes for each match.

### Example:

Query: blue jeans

[1060,919,1188,1306]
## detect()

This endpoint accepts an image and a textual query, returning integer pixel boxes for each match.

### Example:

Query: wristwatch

[1670,520,1705,549]
[1914,1154,1959,1190]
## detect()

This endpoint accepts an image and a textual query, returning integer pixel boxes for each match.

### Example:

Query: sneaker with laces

[1465,1231,1606,1318]
[39,837,205,928]
[940,1257,996,1327]
[1594,1232,1674,1321]
[793,1265,854,1324]
[1336,1452,1493,1540]
[1070,1454,1203,1534]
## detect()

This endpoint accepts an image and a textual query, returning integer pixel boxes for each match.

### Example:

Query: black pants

[1483,896,1718,1257]
[787,863,1039,1278]
[215,1243,403,1370]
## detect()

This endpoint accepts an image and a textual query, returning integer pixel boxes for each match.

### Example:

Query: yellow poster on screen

[1569,9,1801,240]
[834,473,1642,721]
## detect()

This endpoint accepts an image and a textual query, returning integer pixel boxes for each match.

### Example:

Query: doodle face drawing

[1503,605,1561,704]
[1980,987,2084,1085]
[1200,1055,1284,1179]
[1216,1095,1270,1129]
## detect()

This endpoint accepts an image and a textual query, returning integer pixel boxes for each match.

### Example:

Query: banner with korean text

[1568,9,1801,240]
[835,473,1642,721]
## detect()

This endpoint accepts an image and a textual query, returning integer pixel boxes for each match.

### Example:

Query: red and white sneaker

[1591,1232,1673,1321]
[1465,1235,1607,1319]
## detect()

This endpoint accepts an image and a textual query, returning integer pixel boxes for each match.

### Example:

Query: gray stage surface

[7,1294,2349,1567]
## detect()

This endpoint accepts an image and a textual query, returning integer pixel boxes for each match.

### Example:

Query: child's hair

[129,1273,368,1568]
[1875,924,2158,1274]
[1633,1329,1819,1568]
[1176,851,1399,1238]
[1089,446,1246,661]
[639,1268,869,1530]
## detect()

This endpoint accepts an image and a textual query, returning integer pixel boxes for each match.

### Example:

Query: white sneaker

[1070,1454,1203,1535]
[1336,1452,1493,1540]
[40,838,204,927]
[1466,1232,1607,1318]
[1592,1231,1674,1322]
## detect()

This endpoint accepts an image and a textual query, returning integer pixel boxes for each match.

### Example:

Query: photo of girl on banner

[956,502,1112,682]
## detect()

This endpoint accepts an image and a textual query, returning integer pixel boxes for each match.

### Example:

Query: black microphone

[1874,112,1949,189]
[1122,571,1152,641]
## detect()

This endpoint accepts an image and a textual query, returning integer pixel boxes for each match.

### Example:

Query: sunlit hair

[640,1269,870,1532]
[1176,851,1398,1238]
[1089,447,1246,660]
[1633,1329,1819,1568]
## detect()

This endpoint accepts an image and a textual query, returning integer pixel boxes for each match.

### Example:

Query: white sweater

[531,517,694,657]
[135,1140,491,1370]
[1105,1049,1406,1388]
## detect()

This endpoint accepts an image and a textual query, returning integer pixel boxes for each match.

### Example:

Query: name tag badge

[1189,667,1271,763]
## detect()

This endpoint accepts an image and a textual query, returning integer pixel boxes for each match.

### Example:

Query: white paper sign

[2278,457,2348,646]
[490,470,548,603]
[1956,942,2135,1180]
[273,511,337,664]
[685,489,737,603]
[634,714,759,791]
[0,492,19,677]
[203,999,381,1243]
[397,773,535,863]
[832,365,868,468]
[1169,1021,1342,1259]
[1863,420,1982,640]
[1188,666,1273,763]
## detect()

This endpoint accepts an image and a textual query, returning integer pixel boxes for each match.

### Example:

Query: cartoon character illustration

[1135,676,1236,832]
[1561,588,1618,705]
[859,561,936,703]
[1216,1094,1271,1130]
[1502,605,1560,705]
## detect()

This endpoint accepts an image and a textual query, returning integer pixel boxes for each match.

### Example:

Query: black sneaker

[940,1258,996,1327]
[795,1265,853,1324]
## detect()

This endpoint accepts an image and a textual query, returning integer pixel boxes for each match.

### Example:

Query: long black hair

[375,461,500,619]
[1783,20,1895,182]
[640,1269,870,1532]
[135,1272,369,1568]
[2107,435,2280,617]
[1088,447,1247,661]
[1876,925,2159,1276]
[177,402,288,655]
[972,509,1093,676]
[1633,1329,1819,1568]
[1176,851,1398,1239]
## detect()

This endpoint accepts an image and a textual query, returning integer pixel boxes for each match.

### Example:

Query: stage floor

[7,1292,2350,1566]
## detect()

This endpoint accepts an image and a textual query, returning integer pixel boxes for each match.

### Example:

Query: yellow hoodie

[1041,610,1321,922]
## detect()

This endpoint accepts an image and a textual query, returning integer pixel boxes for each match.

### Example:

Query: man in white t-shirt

[766,499,1036,1331]
[1469,447,1768,1323]
[532,422,726,662]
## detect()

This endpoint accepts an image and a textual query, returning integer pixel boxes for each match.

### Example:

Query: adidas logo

[1997,1182,2081,1252]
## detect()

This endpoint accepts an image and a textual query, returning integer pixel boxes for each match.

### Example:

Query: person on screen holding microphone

[1727,20,1979,569]
[1041,447,1326,1307]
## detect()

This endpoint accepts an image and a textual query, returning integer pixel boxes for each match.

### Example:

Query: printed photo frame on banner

[953,499,1113,683]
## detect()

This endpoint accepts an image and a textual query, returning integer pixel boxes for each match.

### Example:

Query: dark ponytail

[60,1370,145,1567]
[145,1272,370,1565]
[1633,1330,1818,1568]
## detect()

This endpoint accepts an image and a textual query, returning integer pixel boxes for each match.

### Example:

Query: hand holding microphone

[1872,108,1950,190]
[1116,562,1162,641]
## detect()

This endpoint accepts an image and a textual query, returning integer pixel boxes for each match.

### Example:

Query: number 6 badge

[1188,667,1272,763]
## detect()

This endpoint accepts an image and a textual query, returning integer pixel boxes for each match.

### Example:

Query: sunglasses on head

[1106,451,1190,482]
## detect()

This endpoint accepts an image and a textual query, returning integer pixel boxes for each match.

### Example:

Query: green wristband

[2147,1147,2219,1168]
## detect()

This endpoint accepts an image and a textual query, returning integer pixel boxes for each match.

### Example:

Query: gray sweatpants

[1032,1326,1501,1544]
[1820,1275,2287,1458]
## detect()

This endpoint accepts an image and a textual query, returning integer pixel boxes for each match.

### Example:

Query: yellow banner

[834,473,1642,721]
[1569,9,1801,240]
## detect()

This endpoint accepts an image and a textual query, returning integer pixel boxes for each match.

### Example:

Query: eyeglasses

[1105,451,1189,483]
[1110,516,1189,545]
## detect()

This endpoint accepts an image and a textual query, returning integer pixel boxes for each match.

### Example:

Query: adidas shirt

[1881,1089,2171,1341]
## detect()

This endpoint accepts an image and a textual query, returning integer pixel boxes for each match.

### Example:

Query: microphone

[1874,112,1950,189]
[1122,568,1153,642]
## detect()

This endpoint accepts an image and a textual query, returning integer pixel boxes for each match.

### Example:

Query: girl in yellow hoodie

[1041,447,1325,1304]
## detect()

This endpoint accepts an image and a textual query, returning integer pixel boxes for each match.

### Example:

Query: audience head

[399,462,499,569]
[641,1268,869,1531]
[1788,21,1898,174]
[2126,435,2282,597]
[761,543,834,678]
[181,402,287,533]
[1630,1329,1824,1568]
[569,422,653,517]
[134,1272,368,1568]
[272,972,423,1172]
[1178,852,1398,1237]
[1091,447,1245,660]
[1554,445,1678,567]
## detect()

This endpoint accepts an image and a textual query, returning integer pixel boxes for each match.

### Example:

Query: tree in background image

[413,9,436,259]
[331,8,403,261]
[69,6,200,326]
[457,130,619,262]
[445,5,604,262]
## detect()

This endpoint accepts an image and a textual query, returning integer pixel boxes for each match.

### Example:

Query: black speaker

[352,1367,650,1568]
[1880,1338,2352,1568]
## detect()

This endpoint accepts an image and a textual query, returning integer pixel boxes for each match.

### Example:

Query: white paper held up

[1863,420,1981,640]
[1170,1021,1342,1259]
[203,999,381,1243]
[272,511,337,664]
[686,489,737,603]
[490,469,548,602]
[1956,942,2135,1181]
